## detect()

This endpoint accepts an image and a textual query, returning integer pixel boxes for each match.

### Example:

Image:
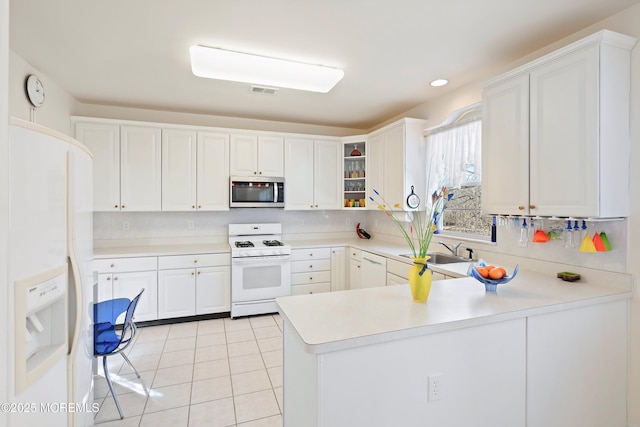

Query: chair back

[121,288,145,337]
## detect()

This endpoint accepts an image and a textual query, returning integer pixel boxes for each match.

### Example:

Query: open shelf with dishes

[343,139,366,208]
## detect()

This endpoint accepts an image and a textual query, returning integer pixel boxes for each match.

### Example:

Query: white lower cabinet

[386,258,409,286]
[349,248,362,289]
[360,251,387,288]
[94,257,159,322]
[291,248,332,295]
[330,247,346,292]
[158,254,230,319]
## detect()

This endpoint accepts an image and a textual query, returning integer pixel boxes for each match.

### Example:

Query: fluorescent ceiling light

[430,79,449,87]
[190,45,344,93]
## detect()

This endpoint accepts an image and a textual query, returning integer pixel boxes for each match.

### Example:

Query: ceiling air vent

[250,85,279,95]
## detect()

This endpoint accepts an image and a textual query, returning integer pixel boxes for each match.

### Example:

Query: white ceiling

[9,0,640,130]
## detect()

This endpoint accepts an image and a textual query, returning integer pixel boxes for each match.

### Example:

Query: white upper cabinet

[162,129,197,211]
[162,129,229,211]
[284,137,341,210]
[120,125,162,211]
[75,122,120,211]
[482,30,636,217]
[197,132,230,210]
[367,118,428,210]
[75,121,162,211]
[230,133,284,177]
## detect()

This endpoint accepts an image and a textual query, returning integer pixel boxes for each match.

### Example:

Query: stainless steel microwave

[230,176,285,208]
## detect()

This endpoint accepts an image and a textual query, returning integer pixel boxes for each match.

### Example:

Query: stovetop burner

[263,240,283,247]
[235,241,255,248]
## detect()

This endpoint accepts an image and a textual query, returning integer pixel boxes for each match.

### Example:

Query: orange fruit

[485,265,495,271]
[489,268,506,280]
[476,267,489,278]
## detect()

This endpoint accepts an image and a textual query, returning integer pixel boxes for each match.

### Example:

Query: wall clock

[25,74,45,108]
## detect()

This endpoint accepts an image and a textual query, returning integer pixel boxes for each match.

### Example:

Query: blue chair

[94,289,145,419]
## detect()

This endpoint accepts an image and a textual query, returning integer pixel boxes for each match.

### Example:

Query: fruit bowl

[467,259,519,292]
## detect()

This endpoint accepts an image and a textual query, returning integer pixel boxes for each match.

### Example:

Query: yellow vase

[409,256,432,303]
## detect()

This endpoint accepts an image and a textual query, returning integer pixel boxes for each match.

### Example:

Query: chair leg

[103,356,124,419]
[120,352,140,378]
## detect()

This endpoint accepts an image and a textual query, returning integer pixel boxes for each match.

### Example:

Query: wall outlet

[188,220,195,230]
[122,221,130,231]
[428,374,443,402]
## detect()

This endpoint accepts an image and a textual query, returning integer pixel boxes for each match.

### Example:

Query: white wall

[8,51,79,135]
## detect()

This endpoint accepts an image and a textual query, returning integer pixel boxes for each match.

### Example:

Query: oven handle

[232,255,291,264]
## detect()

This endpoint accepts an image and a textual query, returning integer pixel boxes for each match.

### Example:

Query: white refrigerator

[7,118,94,427]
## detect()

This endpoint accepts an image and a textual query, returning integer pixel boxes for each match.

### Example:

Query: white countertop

[276,269,632,354]
[94,242,230,258]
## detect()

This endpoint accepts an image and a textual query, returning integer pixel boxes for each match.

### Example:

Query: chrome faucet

[439,241,462,257]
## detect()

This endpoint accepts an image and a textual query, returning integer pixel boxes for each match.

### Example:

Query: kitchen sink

[399,252,469,264]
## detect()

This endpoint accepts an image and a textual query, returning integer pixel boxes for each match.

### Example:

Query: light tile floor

[93,314,284,427]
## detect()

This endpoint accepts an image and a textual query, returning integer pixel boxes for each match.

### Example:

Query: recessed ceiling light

[430,79,449,87]
[189,45,344,93]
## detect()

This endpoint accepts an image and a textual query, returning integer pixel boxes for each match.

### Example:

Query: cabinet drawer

[386,273,408,286]
[291,259,331,273]
[291,282,331,295]
[387,258,410,279]
[291,271,331,285]
[158,253,230,270]
[350,248,362,261]
[291,247,331,261]
[94,257,157,273]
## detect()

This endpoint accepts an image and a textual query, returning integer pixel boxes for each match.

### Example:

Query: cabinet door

[162,129,197,211]
[197,132,230,210]
[330,247,346,292]
[96,273,114,303]
[258,136,284,176]
[112,271,158,322]
[196,266,230,315]
[230,134,258,176]
[75,122,120,211]
[360,252,387,288]
[382,124,405,208]
[158,269,197,318]
[120,126,162,211]
[367,132,384,209]
[481,73,530,215]
[284,137,314,210]
[349,259,361,290]
[313,139,341,209]
[530,45,599,217]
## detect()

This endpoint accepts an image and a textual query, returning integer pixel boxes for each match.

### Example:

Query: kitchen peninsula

[276,270,632,427]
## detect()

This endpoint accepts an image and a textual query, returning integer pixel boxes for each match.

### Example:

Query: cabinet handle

[197,271,201,275]
[113,276,118,281]
[518,205,525,210]
[309,277,313,280]
[310,205,314,208]
[198,205,202,209]
[530,204,536,209]
[122,205,126,209]
[259,171,262,175]
[110,264,115,268]
[192,205,196,209]
[191,272,195,275]
[106,277,111,281]
[309,291,314,294]
[114,205,119,209]
[315,205,318,208]
[254,171,257,175]
[194,259,198,263]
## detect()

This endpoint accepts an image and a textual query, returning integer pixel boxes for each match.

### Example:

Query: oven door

[231,256,291,302]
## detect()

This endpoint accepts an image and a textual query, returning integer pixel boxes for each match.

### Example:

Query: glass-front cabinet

[343,138,367,208]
